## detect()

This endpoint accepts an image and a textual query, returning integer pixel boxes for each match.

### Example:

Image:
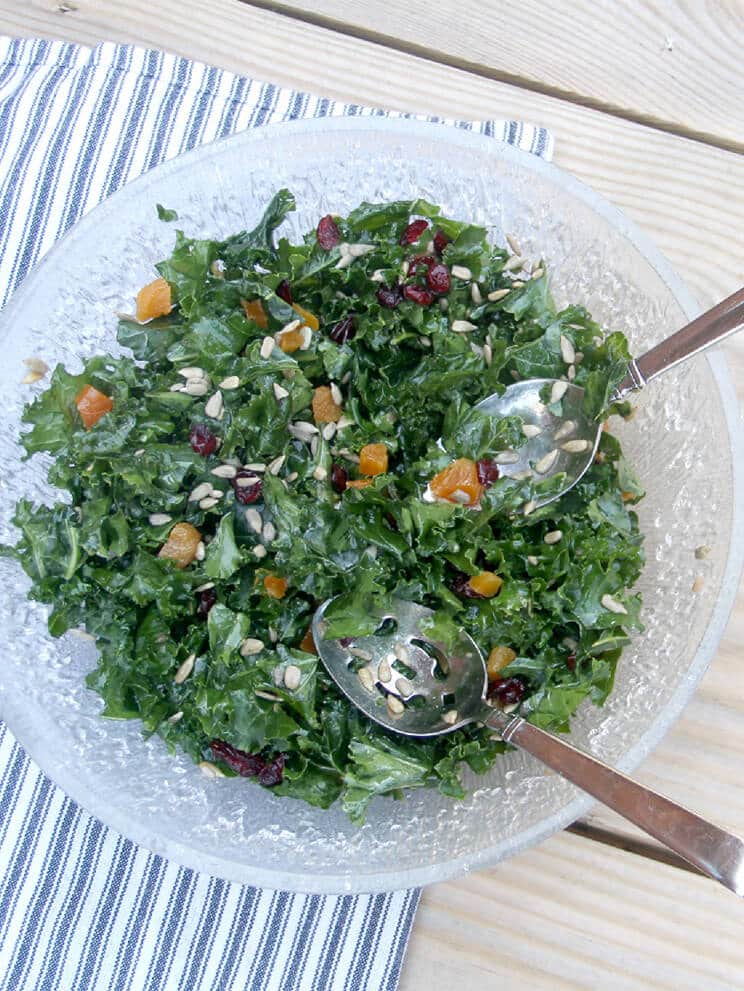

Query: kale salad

[5,191,645,822]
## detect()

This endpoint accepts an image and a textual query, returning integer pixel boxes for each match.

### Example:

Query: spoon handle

[615,285,744,398]
[487,711,744,896]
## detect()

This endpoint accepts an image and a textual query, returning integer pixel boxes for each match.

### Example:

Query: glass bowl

[0,118,741,894]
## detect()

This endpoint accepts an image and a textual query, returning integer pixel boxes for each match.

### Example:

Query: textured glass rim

[1,116,742,894]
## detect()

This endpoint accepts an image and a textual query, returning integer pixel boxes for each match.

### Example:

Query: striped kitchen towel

[0,36,552,991]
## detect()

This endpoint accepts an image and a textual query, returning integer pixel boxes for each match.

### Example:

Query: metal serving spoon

[313,597,744,896]
[481,285,744,506]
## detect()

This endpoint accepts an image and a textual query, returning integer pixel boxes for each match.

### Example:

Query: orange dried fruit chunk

[75,384,113,430]
[346,479,372,489]
[312,385,342,423]
[278,329,303,353]
[241,298,269,329]
[359,443,388,476]
[299,626,317,655]
[264,574,288,599]
[429,458,482,505]
[486,646,517,681]
[158,522,202,569]
[467,572,503,598]
[292,303,319,331]
[136,277,171,322]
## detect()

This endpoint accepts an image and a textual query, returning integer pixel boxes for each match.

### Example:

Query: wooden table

[2,2,744,987]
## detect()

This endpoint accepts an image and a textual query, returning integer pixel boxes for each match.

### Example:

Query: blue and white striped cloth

[0,36,552,990]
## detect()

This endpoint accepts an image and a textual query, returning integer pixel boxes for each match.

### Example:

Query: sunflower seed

[601,593,628,615]
[320,422,335,441]
[273,382,289,401]
[313,465,328,481]
[133,448,145,456]
[370,269,385,283]
[211,464,237,478]
[574,351,584,364]
[283,665,302,691]
[255,690,281,702]
[195,541,206,561]
[286,471,299,482]
[567,364,576,381]
[252,544,267,559]
[183,380,209,397]
[535,449,558,474]
[348,242,375,258]
[174,653,195,684]
[523,500,537,516]
[335,252,353,269]
[148,513,172,526]
[244,462,267,472]
[543,530,563,545]
[395,677,414,698]
[531,267,545,279]
[330,382,343,406]
[401,260,410,276]
[506,233,521,255]
[512,469,532,480]
[236,475,259,488]
[527,555,539,565]
[336,415,354,431]
[451,319,477,334]
[553,420,576,441]
[289,421,318,442]
[179,366,206,379]
[522,424,542,439]
[387,695,405,716]
[378,659,392,683]
[262,521,276,542]
[550,380,569,404]
[451,265,472,280]
[487,288,511,302]
[169,382,185,392]
[559,334,575,365]
[219,375,240,390]
[299,326,313,350]
[349,646,372,661]
[511,280,526,288]
[240,637,265,656]
[205,391,224,419]
[194,581,215,593]
[504,255,524,272]
[268,454,286,475]
[442,709,459,725]
[260,336,275,359]
[470,282,483,304]
[199,496,220,510]
[199,761,225,778]
[561,439,589,453]
[23,356,49,376]
[268,626,278,643]
[358,667,375,692]
[483,343,493,366]
[189,482,212,502]
[439,298,449,312]
[244,508,262,533]
[495,450,520,465]
[394,643,410,664]
[167,711,184,725]
[338,448,360,464]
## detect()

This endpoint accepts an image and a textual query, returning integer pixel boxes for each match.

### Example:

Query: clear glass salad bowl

[0,118,741,894]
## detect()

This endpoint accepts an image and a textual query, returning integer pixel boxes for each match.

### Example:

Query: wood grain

[255,0,744,152]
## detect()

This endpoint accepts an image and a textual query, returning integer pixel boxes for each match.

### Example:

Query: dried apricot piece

[359,443,388,476]
[312,385,342,423]
[277,329,303,353]
[299,626,317,655]
[241,298,269,329]
[75,384,113,430]
[292,303,319,331]
[429,458,482,506]
[158,522,202,569]
[136,277,171,322]
[346,479,372,489]
[467,572,503,598]
[486,646,517,681]
[264,574,288,599]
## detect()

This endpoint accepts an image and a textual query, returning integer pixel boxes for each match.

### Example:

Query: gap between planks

[240,0,744,156]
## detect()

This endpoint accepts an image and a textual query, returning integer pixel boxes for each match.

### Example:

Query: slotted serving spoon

[313,597,744,896]
[480,285,744,506]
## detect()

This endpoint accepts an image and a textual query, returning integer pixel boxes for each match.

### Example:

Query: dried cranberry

[257,753,285,787]
[189,423,218,457]
[400,219,429,245]
[433,228,450,256]
[317,214,341,250]
[339,637,354,648]
[488,677,526,707]
[376,283,403,309]
[426,263,451,294]
[403,284,434,306]
[566,653,577,672]
[331,463,348,493]
[451,571,484,599]
[210,740,265,777]
[276,279,293,304]
[329,316,356,344]
[408,254,435,275]
[231,470,263,505]
[476,459,500,487]
[196,586,217,619]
